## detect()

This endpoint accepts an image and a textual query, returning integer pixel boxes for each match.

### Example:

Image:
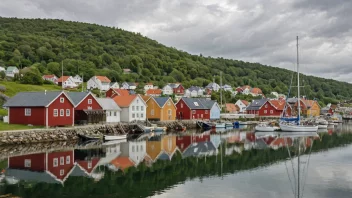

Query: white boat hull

[104,134,127,141]
[279,123,318,132]
[255,126,276,132]
[318,125,328,129]
[215,123,226,128]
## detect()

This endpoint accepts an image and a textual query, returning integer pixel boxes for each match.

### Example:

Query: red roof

[270,100,287,110]
[96,76,111,83]
[112,88,130,96]
[242,85,251,90]
[146,89,162,95]
[225,103,237,112]
[251,87,263,94]
[110,157,135,171]
[57,76,70,83]
[146,82,153,85]
[43,74,56,79]
[241,100,249,106]
[113,95,137,107]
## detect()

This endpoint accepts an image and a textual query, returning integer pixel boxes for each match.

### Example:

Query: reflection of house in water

[270,138,293,150]
[176,134,211,152]
[225,145,243,156]
[6,150,75,185]
[146,135,178,161]
[108,141,146,171]
[210,134,221,150]
[182,141,216,158]
[71,148,104,181]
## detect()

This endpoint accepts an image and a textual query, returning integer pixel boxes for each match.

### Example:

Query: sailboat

[217,71,233,128]
[279,37,318,132]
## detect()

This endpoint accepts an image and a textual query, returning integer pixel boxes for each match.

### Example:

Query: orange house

[146,135,177,161]
[144,97,177,121]
[295,99,321,117]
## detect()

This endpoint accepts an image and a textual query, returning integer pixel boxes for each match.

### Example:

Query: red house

[257,100,292,117]
[105,88,130,98]
[168,83,185,95]
[176,98,211,120]
[176,134,211,152]
[3,91,75,127]
[7,150,75,184]
[66,92,104,124]
[71,149,103,179]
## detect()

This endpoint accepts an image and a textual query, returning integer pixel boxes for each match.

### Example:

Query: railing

[220,113,256,119]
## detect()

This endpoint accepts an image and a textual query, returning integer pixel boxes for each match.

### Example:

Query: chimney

[45,90,47,95]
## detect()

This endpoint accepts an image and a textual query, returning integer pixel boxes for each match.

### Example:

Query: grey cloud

[0,0,351,82]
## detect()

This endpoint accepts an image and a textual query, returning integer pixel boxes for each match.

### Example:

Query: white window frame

[60,157,64,165]
[181,103,183,108]
[60,169,64,176]
[88,161,92,169]
[265,104,268,108]
[88,99,92,104]
[66,109,70,116]
[53,158,58,167]
[270,110,273,114]
[54,109,58,117]
[137,113,139,118]
[114,111,117,116]
[25,108,31,116]
[264,110,267,114]
[141,113,144,118]
[136,106,139,111]
[24,159,31,167]
[141,106,144,111]
[132,106,135,111]
[192,110,196,114]
[168,101,171,106]
[60,109,64,117]
[88,106,92,110]
[60,97,65,103]
[132,113,135,118]
[151,109,154,116]
[205,110,209,114]
[66,156,70,164]
[168,109,172,115]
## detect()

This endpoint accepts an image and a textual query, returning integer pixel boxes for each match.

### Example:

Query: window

[140,145,143,151]
[270,110,273,114]
[132,113,135,118]
[194,102,199,106]
[114,112,117,116]
[141,113,144,118]
[60,97,64,103]
[168,109,172,115]
[137,99,139,103]
[66,156,70,164]
[136,146,139,152]
[53,109,58,117]
[66,109,70,116]
[106,111,110,117]
[88,99,92,104]
[136,106,139,111]
[205,110,209,114]
[264,110,267,114]
[151,109,155,115]
[60,169,64,176]
[132,146,135,152]
[181,103,183,108]
[265,104,268,108]
[132,106,135,111]
[53,158,58,167]
[25,108,31,116]
[88,106,92,110]
[137,113,139,118]
[168,101,171,106]
[60,109,64,116]
[60,157,64,165]
[24,159,31,167]
[141,106,144,111]
[88,161,92,169]
[192,110,196,114]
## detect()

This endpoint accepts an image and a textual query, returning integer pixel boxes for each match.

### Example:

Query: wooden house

[58,76,78,89]
[87,76,111,91]
[3,91,75,127]
[176,98,211,120]
[145,97,176,121]
[105,88,130,98]
[113,94,147,122]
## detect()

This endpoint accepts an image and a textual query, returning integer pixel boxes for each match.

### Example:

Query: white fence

[3,116,8,123]
[220,113,256,119]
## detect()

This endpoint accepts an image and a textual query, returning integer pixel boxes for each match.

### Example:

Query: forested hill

[0,17,350,103]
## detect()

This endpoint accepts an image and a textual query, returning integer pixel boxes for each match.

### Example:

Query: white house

[58,76,78,89]
[205,82,220,92]
[113,94,147,122]
[73,75,83,85]
[120,141,146,166]
[185,86,204,98]
[110,82,119,89]
[0,66,5,72]
[42,74,58,84]
[162,84,173,95]
[87,76,111,91]
[5,66,19,78]
[121,82,137,90]
[222,84,232,92]
[235,100,249,113]
[97,98,121,123]
[144,83,154,91]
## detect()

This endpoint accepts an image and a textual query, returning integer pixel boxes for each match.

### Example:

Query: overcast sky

[1,0,351,82]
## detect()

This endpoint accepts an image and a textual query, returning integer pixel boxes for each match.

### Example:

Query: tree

[20,72,43,85]
[0,71,5,79]
[169,69,185,82]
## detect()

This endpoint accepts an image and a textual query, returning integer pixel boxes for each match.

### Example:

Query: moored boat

[279,122,318,132]
[255,123,279,132]
[104,134,127,141]
[77,133,102,141]
[215,123,226,128]
[318,124,328,129]
[225,122,233,128]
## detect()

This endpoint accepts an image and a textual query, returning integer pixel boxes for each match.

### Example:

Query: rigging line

[285,137,297,197]
[283,70,295,117]
[284,137,296,195]
[301,138,314,198]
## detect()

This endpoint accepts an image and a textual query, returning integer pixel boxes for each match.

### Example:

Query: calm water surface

[0,123,352,198]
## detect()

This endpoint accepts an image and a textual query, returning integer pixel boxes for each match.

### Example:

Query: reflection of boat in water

[196,121,213,130]
[255,123,279,132]
[104,134,127,141]
[78,133,102,141]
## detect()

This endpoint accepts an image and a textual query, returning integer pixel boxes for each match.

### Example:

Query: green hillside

[0,17,350,104]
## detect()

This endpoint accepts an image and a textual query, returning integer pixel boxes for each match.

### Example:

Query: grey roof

[157,152,171,160]
[245,99,268,111]
[181,97,208,109]
[127,82,136,86]
[198,99,217,109]
[188,86,203,92]
[3,91,63,107]
[5,169,62,184]
[66,92,90,106]
[6,66,18,72]
[183,142,216,158]
[205,82,219,88]
[97,98,121,111]
[154,97,170,107]
[287,98,298,104]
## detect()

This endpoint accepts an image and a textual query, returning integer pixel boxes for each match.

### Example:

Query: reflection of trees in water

[2,132,352,198]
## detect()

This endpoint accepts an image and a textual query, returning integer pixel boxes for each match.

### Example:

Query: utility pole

[61,39,64,90]
[81,73,84,92]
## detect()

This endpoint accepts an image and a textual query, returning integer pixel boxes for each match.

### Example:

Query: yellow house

[296,99,321,117]
[144,97,176,121]
[161,135,177,157]
[145,135,178,162]
[146,138,162,161]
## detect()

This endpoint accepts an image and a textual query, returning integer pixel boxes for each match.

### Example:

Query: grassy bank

[0,81,61,97]
[0,109,7,116]
[0,122,43,131]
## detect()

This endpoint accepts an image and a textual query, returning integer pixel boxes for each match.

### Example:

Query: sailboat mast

[297,36,301,125]
[220,71,223,112]
[297,139,301,198]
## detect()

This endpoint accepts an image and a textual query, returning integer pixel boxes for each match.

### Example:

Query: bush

[20,72,43,85]
[43,80,55,85]
[0,85,5,92]
[0,71,5,79]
